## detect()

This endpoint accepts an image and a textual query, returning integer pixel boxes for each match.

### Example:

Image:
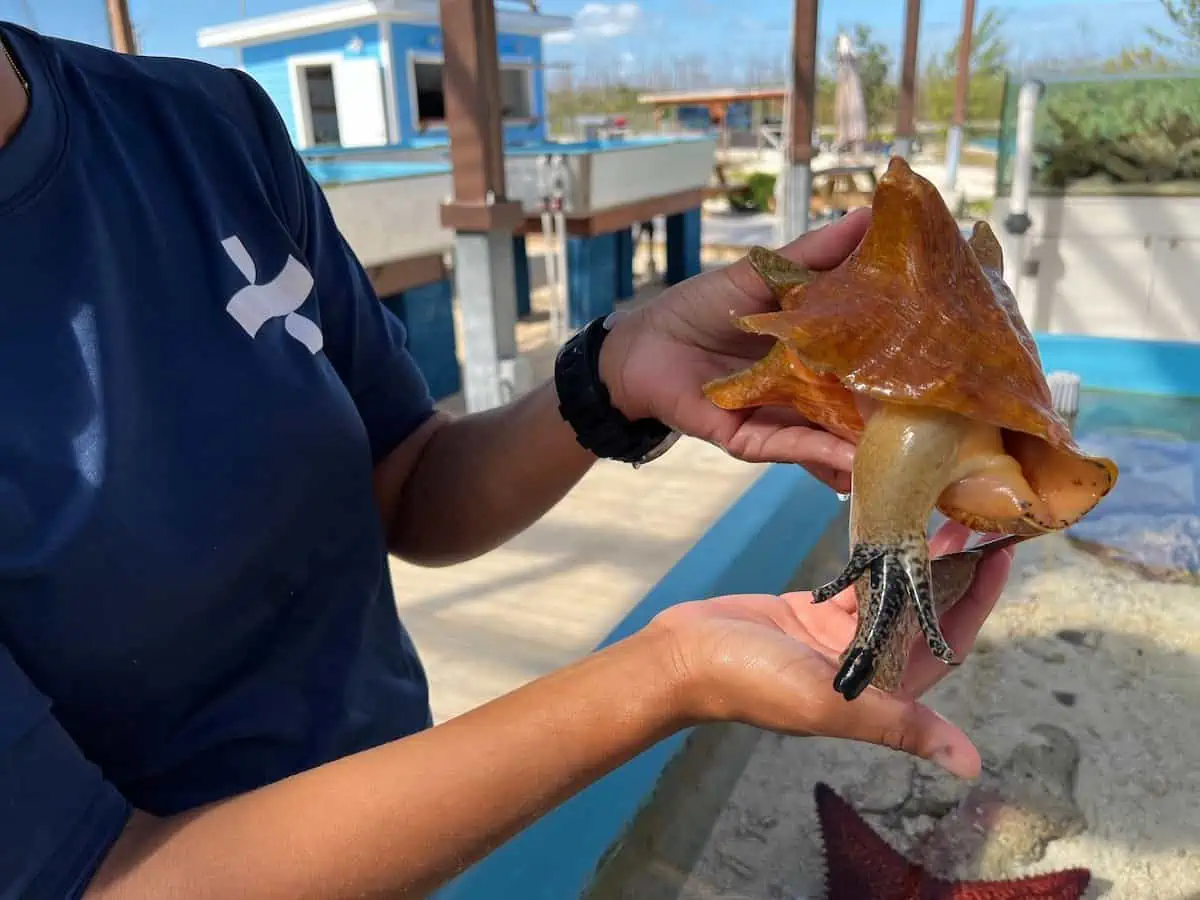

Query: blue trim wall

[241,24,384,146]
[432,333,1200,900]
[1036,334,1200,397]
[389,24,546,145]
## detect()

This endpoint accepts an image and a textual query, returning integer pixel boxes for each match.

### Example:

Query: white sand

[670,533,1200,900]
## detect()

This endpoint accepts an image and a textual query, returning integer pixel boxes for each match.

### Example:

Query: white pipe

[553,208,568,341]
[1004,78,1043,309]
[550,154,570,342]
[540,209,560,340]
[535,155,560,341]
[1005,78,1043,235]
[944,124,963,191]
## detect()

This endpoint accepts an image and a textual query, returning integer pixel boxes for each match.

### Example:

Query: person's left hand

[646,520,1013,778]
[599,209,872,494]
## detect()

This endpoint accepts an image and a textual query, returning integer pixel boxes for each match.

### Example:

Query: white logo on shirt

[222,236,323,354]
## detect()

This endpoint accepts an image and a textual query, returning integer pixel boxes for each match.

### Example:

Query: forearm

[88,630,684,900]
[385,380,597,565]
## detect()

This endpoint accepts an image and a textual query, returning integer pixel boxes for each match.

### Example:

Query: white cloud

[545,2,643,45]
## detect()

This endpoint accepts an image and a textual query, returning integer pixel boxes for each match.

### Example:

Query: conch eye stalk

[703,156,1118,701]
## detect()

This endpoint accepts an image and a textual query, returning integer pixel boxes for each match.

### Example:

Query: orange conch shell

[704,156,1117,534]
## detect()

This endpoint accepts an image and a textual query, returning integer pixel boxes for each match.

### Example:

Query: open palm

[649,520,1013,778]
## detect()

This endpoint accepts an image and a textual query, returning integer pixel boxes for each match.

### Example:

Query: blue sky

[1,0,1175,73]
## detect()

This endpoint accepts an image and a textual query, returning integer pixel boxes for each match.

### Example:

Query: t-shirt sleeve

[229,69,438,463]
[0,644,130,899]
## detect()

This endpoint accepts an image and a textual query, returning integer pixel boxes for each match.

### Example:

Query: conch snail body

[704,157,1118,700]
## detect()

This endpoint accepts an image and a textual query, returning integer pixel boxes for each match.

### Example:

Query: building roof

[197,0,572,48]
[637,86,788,107]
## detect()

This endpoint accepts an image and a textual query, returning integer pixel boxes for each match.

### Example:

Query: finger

[721,208,872,305]
[805,685,981,778]
[725,420,856,473]
[777,207,872,270]
[928,519,974,557]
[806,464,852,495]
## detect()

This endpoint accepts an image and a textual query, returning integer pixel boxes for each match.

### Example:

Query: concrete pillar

[782,0,819,243]
[945,0,977,191]
[944,126,964,191]
[438,0,528,413]
[451,232,522,411]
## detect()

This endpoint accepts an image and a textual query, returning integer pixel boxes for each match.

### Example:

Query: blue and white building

[198,0,571,150]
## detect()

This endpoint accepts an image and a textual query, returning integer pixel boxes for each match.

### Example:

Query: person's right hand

[647,521,1014,778]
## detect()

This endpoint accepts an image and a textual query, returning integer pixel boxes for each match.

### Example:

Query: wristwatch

[554,313,680,467]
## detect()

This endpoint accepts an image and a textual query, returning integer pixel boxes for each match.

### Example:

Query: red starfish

[814,782,1091,899]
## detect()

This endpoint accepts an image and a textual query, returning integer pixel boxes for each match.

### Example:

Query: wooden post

[106,0,137,55]
[952,0,976,131]
[437,0,526,413]
[781,0,819,241]
[439,0,520,227]
[789,0,818,169]
[945,0,976,189]
[896,0,921,158]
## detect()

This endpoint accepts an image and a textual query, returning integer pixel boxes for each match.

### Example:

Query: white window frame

[287,52,345,149]
[377,19,401,144]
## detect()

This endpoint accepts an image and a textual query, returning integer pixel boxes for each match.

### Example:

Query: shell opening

[935,426,1117,534]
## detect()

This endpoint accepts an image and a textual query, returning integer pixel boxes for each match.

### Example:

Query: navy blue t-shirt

[0,23,439,897]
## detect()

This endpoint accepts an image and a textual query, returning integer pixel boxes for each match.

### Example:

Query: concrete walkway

[390,258,764,724]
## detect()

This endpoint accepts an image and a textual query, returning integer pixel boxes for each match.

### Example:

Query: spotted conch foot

[814,535,956,701]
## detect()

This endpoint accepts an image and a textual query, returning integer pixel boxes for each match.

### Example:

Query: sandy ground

[657,528,1200,900]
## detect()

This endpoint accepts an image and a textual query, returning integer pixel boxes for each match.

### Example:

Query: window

[303,64,341,146]
[499,68,533,119]
[413,60,445,122]
[412,58,535,127]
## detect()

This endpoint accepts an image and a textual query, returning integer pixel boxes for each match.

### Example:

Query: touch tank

[585,387,1200,899]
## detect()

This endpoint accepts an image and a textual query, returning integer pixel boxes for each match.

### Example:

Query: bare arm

[85,527,1009,898]
[87,629,682,900]
[374,379,602,567]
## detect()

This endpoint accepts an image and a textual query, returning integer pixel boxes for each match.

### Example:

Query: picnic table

[709,161,878,216]
[810,164,878,215]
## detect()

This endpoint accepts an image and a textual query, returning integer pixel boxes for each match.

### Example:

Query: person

[0,21,1014,900]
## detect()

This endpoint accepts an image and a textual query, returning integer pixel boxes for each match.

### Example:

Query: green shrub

[745,172,777,211]
[998,68,1200,194]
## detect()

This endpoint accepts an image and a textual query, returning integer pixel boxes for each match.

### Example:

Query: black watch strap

[555,315,677,465]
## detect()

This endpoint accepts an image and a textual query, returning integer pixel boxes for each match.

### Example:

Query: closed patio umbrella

[834,32,868,154]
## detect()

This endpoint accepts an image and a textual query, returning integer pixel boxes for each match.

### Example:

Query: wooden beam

[789,0,819,165]
[106,0,137,54]
[438,0,522,231]
[367,253,449,298]
[952,0,977,130]
[897,0,922,142]
[518,189,706,239]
